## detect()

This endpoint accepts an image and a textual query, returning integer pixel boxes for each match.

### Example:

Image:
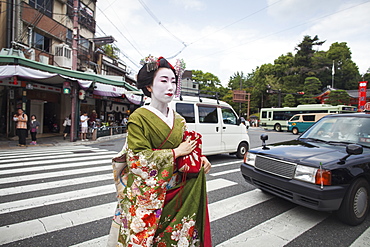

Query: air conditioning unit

[39,55,49,65]
[54,44,72,69]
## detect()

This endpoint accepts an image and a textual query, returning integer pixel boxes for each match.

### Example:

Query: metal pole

[331,60,334,88]
[247,93,250,119]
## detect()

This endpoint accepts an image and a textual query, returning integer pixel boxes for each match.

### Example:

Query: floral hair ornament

[174,58,186,97]
[140,55,159,72]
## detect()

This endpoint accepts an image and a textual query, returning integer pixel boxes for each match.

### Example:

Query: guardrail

[90,125,127,140]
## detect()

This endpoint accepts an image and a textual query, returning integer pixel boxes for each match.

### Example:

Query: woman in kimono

[108,56,212,247]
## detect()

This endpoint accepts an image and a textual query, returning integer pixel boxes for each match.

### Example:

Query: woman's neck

[149,101,168,117]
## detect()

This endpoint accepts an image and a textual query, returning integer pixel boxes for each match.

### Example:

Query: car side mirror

[236,118,241,126]
[338,144,363,164]
[260,134,270,150]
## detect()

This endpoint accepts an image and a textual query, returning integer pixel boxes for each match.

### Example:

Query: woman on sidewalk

[63,115,71,140]
[13,108,28,147]
[29,115,40,145]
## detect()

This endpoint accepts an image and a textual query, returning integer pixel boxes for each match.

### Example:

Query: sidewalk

[0,132,127,150]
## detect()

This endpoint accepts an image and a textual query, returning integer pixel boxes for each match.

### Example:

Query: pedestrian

[63,114,71,140]
[107,56,212,246]
[29,115,40,145]
[80,112,89,141]
[13,108,28,147]
[89,110,97,127]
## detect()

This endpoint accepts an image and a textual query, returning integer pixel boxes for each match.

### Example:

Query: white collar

[143,105,174,128]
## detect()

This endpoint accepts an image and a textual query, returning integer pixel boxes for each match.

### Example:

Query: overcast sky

[95,0,370,86]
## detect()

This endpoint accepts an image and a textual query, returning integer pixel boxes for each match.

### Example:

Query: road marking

[0,154,116,175]
[0,147,108,161]
[210,168,240,176]
[211,160,241,168]
[209,189,273,222]
[350,226,370,247]
[0,202,117,245]
[70,235,109,247]
[207,178,237,192]
[0,173,113,196]
[0,184,116,214]
[216,206,328,247]
[0,153,116,170]
[0,146,102,156]
[0,165,112,184]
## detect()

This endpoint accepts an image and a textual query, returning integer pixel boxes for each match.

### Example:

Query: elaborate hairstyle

[137,56,181,97]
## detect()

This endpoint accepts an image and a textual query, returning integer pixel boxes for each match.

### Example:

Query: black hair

[31,115,36,118]
[136,57,177,97]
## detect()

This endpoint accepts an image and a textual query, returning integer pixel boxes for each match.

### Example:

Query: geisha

[107,56,212,247]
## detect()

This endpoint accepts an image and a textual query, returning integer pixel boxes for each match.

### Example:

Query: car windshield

[300,115,370,148]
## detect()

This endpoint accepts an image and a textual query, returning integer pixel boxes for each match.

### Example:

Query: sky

[95,0,370,86]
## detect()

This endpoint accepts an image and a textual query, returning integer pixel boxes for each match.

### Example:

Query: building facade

[0,0,141,141]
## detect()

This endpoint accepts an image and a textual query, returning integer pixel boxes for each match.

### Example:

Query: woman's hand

[173,136,197,158]
[201,156,211,174]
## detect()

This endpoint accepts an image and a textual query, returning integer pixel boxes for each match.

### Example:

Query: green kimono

[108,107,210,247]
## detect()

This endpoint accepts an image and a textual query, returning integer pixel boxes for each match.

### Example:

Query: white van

[168,95,250,158]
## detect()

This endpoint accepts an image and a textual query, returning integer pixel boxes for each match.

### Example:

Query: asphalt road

[1,128,369,246]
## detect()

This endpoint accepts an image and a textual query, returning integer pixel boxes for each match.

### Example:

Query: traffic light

[297,92,305,95]
[63,81,71,94]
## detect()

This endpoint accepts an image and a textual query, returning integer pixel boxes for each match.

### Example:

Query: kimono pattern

[107,107,210,247]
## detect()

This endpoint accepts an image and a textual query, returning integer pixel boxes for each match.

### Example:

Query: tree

[298,77,322,104]
[325,90,350,105]
[294,35,325,68]
[192,70,222,89]
[100,44,120,59]
[327,42,361,90]
[283,94,296,107]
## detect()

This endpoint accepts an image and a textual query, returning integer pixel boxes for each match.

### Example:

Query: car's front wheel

[236,142,249,159]
[292,127,299,135]
[337,178,369,226]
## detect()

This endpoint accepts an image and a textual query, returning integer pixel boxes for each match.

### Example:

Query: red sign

[358,81,367,111]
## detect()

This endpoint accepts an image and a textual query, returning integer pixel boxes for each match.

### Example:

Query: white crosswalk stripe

[0,146,368,246]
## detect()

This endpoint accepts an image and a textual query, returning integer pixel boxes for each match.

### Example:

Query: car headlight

[294,165,318,183]
[244,152,257,167]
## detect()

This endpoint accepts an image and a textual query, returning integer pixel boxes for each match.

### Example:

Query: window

[34,32,50,52]
[199,106,218,124]
[29,0,53,18]
[303,115,315,121]
[79,36,90,51]
[290,115,300,121]
[222,108,237,125]
[66,29,73,46]
[176,103,195,123]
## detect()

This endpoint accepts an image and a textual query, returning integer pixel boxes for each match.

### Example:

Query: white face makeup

[148,67,177,106]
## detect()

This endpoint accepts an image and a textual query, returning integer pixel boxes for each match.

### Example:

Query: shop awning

[0,55,143,99]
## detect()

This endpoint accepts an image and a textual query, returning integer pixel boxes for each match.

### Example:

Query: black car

[241,113,370,225]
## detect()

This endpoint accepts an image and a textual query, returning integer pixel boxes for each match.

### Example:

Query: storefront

[0,54,142,141]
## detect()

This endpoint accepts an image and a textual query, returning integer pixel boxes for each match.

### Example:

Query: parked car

[241,113,370,225]
[146,95,250,158]
[287,113,332,135]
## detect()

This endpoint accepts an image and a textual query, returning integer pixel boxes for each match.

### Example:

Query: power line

[137,0,187,47]
[96,5,144,58]
[192,0,370,62]
[188,0,283,46]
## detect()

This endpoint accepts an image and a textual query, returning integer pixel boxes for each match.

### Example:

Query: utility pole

[331,60,335,88]
[70,0,79,141]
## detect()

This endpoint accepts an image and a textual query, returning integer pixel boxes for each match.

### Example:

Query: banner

[358,81,368,111]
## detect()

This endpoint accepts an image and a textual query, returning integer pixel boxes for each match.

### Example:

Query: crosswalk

[0,146,369,246]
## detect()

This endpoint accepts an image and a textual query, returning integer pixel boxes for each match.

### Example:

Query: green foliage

[327,42,361,89]
[282,94,296,107]
[189,35,362,118]
[100,44,120,59]
[192,70,222,89]
[325,90,351,105]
